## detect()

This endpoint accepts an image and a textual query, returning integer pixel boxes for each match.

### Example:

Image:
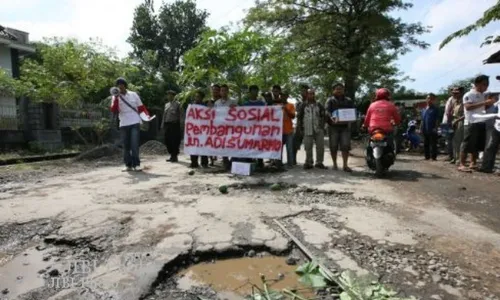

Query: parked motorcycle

[437,124,451,154]
[365,129,396,177]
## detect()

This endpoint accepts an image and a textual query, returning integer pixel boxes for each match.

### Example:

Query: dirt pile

[140,140,168,155]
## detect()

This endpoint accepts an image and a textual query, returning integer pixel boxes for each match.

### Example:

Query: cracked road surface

[1,149,500,300]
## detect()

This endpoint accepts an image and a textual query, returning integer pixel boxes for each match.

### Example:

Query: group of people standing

[420,74,500,174]
[157,82,358,172]
[111,74,499,175]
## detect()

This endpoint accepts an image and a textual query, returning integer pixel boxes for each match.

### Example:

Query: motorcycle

[437,124,451,154]
[365,128,396,177]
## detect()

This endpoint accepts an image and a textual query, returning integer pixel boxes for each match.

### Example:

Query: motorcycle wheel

[375,158,385,177]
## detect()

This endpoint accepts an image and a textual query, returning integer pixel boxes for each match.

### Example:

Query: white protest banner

[184,105,283,159]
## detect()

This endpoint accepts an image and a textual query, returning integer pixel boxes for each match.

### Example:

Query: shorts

[328,126,351,152]
[460,122,486,154]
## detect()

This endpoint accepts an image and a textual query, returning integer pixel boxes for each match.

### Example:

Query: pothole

[144,244,343,300]
[177,256,316,299]
[280,187,381,207]
[0,241,108,300]
[0,219,61,254]
[227,181,298,190]
[0,217,132,300]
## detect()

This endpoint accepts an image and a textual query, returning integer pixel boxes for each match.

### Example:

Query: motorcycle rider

[362,88,401,149]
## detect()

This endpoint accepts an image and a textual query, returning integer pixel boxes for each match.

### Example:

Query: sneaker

[122,167,133,172]
[314,163,327,169]
[134,166,143,172]
[304,164,313,170]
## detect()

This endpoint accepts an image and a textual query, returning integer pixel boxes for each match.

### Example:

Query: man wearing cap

[110,78,151,172]
[442,87,463,163]
[161,90,184,162]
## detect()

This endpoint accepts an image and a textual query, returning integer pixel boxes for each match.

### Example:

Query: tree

[128,0,209,72]
[19,38,135,107]
[440,1,500,49]
[245,0,429,101]
[0,69,27,97]
[438,77,475,94]
[179,28,297,102]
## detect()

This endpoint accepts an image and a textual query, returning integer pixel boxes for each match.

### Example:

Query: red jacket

[364,99,401,133]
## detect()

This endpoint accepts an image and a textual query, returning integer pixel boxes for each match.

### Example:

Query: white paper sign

[183,105,283,159]
[140,112,156,122]
[333,108,357,122]
[231,162,253,176]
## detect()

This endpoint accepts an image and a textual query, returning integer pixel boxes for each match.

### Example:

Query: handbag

[118,95,149,131]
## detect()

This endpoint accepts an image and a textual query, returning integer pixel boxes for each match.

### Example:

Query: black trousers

[164,122,181,157]
[293,131,303,164]
[423,132,438,160]
[190,155,208,167]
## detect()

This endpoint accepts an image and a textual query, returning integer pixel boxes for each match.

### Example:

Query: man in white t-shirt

[110,78,151,172]
[458,75,495,172]
[214,84,238,107]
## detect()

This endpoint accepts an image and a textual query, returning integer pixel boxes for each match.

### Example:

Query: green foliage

[245,0,429,100]
[0,68,27,97]
[180,28,298,102]
[127,0,208,106]
[92,118,111,145]
[19,37,136,107]
[295,261,328,288]
[438,77,475,95]
[440,1,500,49]
[128,0,208,71]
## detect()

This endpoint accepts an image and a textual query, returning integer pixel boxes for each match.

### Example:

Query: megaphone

[110,87,119,96]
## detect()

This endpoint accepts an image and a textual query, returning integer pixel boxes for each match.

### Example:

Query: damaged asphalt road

[1,150,500,300]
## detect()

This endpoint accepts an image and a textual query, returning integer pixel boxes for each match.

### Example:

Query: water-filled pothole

[176,255,316,299]
[145,243,345,300]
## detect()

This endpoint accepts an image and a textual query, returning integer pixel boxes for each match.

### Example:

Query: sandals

[457,165,472,173]
[343,166,353,173]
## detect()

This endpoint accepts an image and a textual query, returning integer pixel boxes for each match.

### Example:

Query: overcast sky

[1,0,500,93]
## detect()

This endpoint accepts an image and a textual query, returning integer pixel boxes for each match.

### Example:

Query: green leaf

[299,273,327,288]
[339,292,354,300]
[295,261,319,274]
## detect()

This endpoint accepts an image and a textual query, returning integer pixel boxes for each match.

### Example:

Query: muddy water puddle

[0,247,59,299]
[177,256,316,299]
